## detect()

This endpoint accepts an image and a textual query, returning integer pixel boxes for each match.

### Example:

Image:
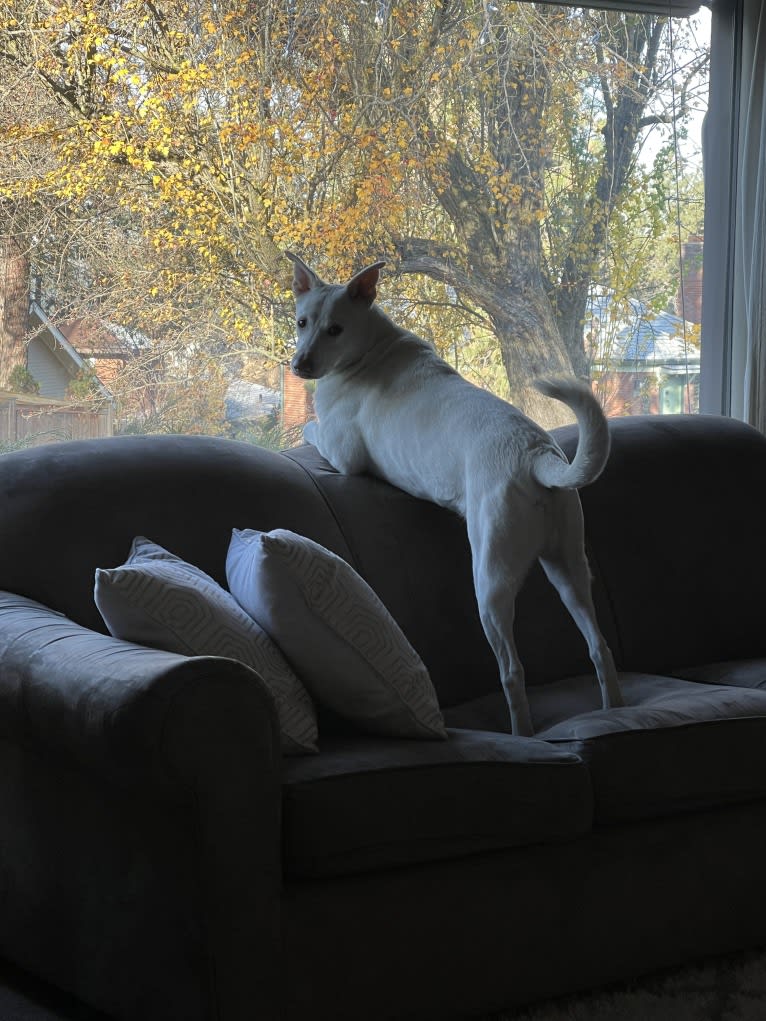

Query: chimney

[676,235,704,325]
[0,237,31,388]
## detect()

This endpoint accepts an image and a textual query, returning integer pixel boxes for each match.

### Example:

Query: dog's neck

[331,303,424,379]
[363,301,404,342]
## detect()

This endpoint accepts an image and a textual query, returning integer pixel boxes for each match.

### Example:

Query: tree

[7,362,39,394]
[0,235,30,388]
[544,12,708,369]
[0,0,708,429]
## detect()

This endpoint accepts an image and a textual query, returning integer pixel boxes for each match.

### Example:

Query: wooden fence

[0,392,114,450]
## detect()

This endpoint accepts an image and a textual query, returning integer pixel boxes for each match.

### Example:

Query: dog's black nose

[291,353,314,378]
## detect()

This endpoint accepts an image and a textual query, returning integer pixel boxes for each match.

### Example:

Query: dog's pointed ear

[286,251,323,295]
[346,261,386,304]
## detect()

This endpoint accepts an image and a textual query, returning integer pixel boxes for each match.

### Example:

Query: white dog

[287,252,623,736]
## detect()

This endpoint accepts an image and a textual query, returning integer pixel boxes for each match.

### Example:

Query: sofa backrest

[0,435,352,635]
[567,414,766,674]
[2,415,764,711]
[0,430,611,710]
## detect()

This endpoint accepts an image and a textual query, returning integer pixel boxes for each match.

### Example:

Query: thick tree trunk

[491,296,577,429]
[553,271,593,380]
[0,237,31,389]
[396,235,576,427]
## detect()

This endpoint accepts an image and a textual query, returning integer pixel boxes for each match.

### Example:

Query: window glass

[0,2,711,450]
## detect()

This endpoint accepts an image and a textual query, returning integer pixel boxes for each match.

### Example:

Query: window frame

[700,0,741,415]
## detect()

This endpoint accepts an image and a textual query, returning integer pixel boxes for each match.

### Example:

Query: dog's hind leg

[468,511,537,737]
[540,494,623,710]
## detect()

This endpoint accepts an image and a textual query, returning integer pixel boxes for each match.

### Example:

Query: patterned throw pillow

[226,528,447,740]
[94,536,318,755]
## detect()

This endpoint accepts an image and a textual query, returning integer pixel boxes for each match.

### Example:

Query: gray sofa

[1,413,766,1021]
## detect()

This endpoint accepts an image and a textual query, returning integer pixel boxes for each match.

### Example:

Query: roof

[587,295,700,367]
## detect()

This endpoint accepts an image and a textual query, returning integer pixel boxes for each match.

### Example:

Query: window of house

[0,1,714,450]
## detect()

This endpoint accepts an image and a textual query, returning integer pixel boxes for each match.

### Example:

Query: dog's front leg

[303,420,319,446]
[304,416,371,476]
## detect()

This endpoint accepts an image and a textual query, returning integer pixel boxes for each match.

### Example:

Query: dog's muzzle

[291,353,316,379]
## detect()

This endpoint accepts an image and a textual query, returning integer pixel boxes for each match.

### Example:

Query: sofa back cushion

[0,435,351,634]
[560,414,766,673]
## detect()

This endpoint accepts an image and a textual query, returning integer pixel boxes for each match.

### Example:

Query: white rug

[496,948,766,1021]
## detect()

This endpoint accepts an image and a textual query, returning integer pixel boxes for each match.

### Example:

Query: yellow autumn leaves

[1,0,706,428]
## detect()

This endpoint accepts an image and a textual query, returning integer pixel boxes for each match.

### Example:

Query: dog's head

[286,252,387,379]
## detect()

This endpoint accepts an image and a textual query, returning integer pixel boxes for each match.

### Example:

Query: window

[0,1,715,450]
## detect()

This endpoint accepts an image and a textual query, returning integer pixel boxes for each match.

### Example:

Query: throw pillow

[94,536,318,755]
[226,528,447,740]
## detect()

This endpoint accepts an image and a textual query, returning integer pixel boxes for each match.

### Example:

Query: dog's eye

[327,324,343,337]
[297,317,307,329]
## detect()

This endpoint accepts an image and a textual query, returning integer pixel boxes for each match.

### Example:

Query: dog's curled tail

[531,377,610,490]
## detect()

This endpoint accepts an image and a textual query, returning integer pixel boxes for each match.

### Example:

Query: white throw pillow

[226,528,447,740]
[94,536,318,755]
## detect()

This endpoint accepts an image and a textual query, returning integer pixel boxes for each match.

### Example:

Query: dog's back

[314,330,571,513]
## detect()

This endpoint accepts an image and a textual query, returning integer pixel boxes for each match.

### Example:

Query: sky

[639,8,711,171]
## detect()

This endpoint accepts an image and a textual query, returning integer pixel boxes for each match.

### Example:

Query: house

[585,232,704,417]
[586,295,701,417]
[225,379,281,425]
[25,300,115,404]
[0,297,115,449]
[225,368,315,437]
[281,365,315,429]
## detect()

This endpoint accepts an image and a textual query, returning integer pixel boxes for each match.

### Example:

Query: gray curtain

[736,0,766,432]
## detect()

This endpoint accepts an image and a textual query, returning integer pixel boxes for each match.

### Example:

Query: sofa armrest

[0,591,279,785]
[0,591,283,1021]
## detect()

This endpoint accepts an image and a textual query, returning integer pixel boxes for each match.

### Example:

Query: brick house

[281,366,315,428]
[225,366,315,439]
[587,296,701,417]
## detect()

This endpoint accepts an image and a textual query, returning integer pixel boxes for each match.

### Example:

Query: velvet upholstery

[1,414,766,1021]
[0,435,351,634]
[445,673,766,823]
[561,415,766,672]
[671,658,766,688]
[281,730,592,877]
[0,593,282,1021]
[282,801,766,1021]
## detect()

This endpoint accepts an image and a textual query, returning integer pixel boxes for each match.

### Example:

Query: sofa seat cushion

[443,674,766,826]
[280,730,592,878]
[670,659,766,689]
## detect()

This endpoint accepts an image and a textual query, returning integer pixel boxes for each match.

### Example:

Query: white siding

[27,336,74,399]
